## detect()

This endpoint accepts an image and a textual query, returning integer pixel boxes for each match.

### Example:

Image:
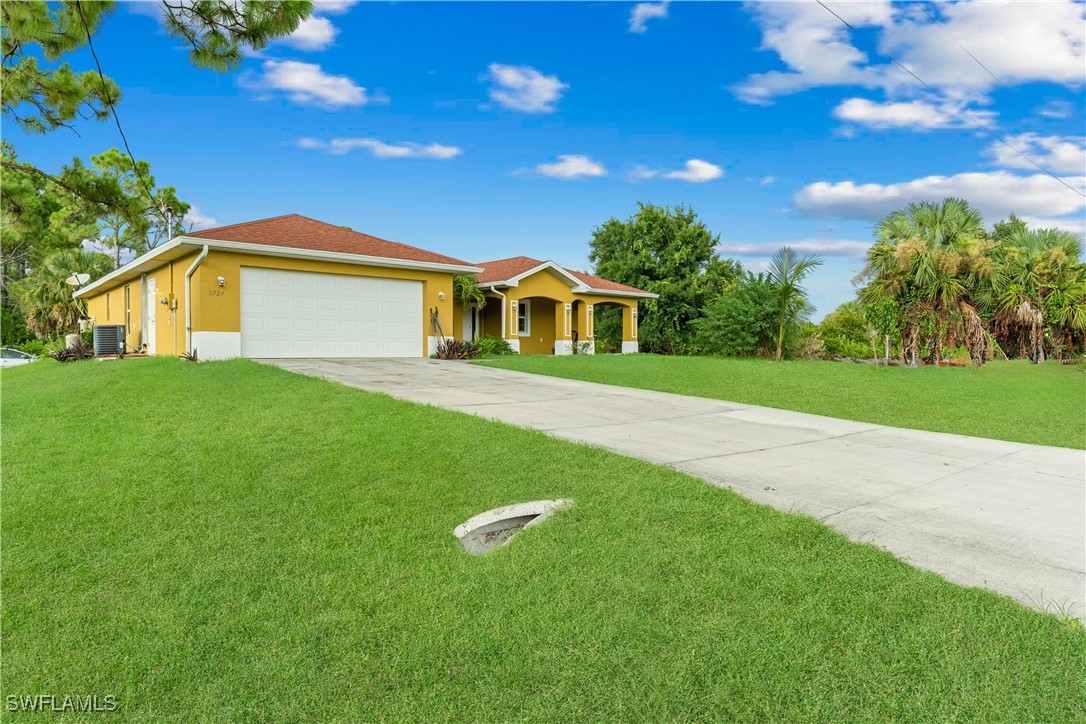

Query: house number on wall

[208,290,225,297]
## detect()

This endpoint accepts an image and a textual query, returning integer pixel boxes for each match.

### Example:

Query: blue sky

[11,1,1086,318]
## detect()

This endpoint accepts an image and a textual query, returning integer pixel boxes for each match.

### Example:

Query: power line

[816,0,1085,200]
[910,1,1000,84]
[73,0,169,225]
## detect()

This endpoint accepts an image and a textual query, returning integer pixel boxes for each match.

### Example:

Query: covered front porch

[452,257,655,355]
[456,293,640,355]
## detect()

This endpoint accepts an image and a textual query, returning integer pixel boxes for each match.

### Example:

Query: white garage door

[240,267,423,358]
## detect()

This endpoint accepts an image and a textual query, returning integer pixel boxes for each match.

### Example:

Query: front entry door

[462,305,478,341]
[146,278,157,355]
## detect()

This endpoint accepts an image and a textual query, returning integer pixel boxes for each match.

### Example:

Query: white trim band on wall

[190,332,241,361]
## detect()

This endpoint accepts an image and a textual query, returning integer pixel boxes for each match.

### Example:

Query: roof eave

[178,236,482,275]
[74,236,482,298]
[581,289,658,299]
[73,237,186,298]
[478,279,656,299]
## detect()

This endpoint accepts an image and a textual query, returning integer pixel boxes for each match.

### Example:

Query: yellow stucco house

[75,214,654,360]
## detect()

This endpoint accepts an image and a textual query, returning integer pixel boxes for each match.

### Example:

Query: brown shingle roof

[187,214,473,267]
[565,269,651,294]
[475,256,651,295]
[474,256,545,284]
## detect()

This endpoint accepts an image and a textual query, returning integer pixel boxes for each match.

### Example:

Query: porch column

[554,301,573,355]
[577,303,592,338]
[577,303,594,354]
[507,298,521,353]
[621,303,639,354]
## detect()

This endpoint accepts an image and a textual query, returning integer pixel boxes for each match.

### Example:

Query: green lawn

[3,359,1084,720]
[478,355,1086,449]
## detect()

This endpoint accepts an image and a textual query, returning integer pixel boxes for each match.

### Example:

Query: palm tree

[14,247,113,336]
[453,274,487,341]
[991,227,1084,363]
[767,246,823,360]
[1046,263,1086,347]
[453,274,487,309]
[858,198,990,365]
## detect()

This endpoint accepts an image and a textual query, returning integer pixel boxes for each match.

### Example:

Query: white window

[517,299,531,336]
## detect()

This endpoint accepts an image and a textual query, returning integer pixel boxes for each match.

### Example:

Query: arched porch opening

[591,300,638,354]
[515,295,567,354]
[592,301,623,354]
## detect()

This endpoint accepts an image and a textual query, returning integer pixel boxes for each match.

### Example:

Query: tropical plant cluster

[587,200,1083,365]
[589,203,821,359]
[48,338,94,363]
[434,338,480,360]
[476,335,515,356]
[856,200,1085,366]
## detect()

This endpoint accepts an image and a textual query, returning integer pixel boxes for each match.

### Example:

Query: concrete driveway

[263,357,1086,619]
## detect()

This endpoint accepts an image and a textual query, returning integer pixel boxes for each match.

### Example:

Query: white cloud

[832,96,996,130]
[1020,215,1086,236]
[184,205,219,231]
[759,175,776,186]
[629,1,668,33]
[134,2,348,52]
[281,16,338,51]
[1036,99,1073,119]
[535,155,606,179]
[125,2,166,19]
[718,240,872,258]
[626,159,724,183]
[296,137,462,160]
[735,0,1086,104]
[663,159,724,183]
[311,0,357,14]
[625,164,659,181]
[734,1,894,105]
[882,1,1086,90]
[988,133,1085,175]
[485,64,567,113]
[258,59,367,107]
[793,171,1086,223]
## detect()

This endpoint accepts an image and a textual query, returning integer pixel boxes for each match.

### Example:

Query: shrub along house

[76,214,654,359]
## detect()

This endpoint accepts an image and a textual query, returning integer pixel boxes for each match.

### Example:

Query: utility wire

[74,0,169,225]
[816,0,1085,199]
[910,1,1001,84]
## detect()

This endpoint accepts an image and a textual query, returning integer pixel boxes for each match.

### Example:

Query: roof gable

[565,269,650,295]
[188,214,472,267]
[474,257,654,297]
[474,256,545,284]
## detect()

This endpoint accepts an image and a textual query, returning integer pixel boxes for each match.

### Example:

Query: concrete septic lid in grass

[454,499,573,555]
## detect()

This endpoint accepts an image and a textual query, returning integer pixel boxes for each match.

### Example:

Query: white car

[0,348,36,367]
